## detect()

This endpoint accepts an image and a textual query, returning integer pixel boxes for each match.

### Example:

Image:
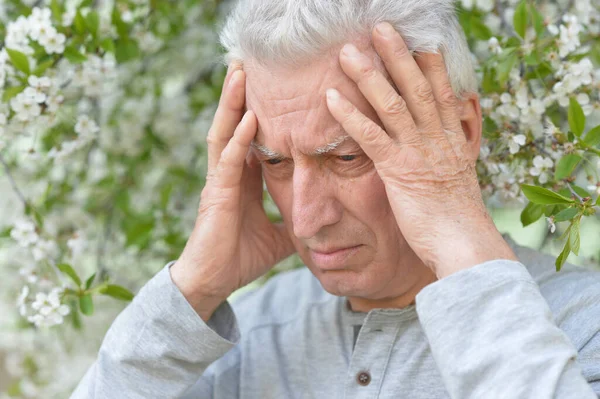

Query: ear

[458,92,482,164]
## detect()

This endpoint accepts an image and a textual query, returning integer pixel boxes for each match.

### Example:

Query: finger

[221,61,243,103]
[415,53,465,144]
[207,69,246,172]
[326,88,395,165]
[337,44,420,146]
[214,110,257,190]
[371,22,443,134]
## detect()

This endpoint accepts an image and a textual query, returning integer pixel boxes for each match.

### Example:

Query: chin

[310,267,379,298]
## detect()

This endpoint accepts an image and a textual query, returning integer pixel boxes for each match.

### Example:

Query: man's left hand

[325,21,517,278]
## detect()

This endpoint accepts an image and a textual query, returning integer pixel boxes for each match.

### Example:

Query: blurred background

[0,0,599,397]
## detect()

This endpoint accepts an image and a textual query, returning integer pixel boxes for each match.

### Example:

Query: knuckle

[415,82,435,105]
[438,84,458,108]
[392,43,410,59]
[381,92,407,116]
[358,64,379,83]
[360,120,382,145]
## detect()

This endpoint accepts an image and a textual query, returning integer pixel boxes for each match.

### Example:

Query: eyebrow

[251,134,352,158]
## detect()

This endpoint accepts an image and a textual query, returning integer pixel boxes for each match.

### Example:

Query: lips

[309,245,362,270]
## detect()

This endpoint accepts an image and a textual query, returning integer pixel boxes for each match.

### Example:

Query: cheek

[338,169,393,222]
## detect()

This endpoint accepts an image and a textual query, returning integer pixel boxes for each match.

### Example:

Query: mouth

[309,245,362,270]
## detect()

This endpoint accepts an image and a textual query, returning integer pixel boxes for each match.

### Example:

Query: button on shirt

[71,236,600,398]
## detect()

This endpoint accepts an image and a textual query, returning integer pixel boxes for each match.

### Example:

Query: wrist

[169,260,231,322]
[432,222,518,279]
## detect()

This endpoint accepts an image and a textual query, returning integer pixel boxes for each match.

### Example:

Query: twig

[0,151,29,208]
[566,182,584,202]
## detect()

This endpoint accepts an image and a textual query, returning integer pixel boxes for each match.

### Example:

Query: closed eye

[265,158,284,165]
[338,155,357,161]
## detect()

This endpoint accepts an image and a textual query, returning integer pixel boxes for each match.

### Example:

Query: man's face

[245,39,434,305]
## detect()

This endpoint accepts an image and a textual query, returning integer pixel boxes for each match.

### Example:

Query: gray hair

[218,0,478,98]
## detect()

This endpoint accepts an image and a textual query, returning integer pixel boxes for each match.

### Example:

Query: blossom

[10,92,42,122]
[28,288,70,327]
[10,219,38,247]
[38,28,67,54]
[75,114,100,140]
[16,286,30,317]
[508,134,527,154]
[529,155,554,184]
[546,216,556,234]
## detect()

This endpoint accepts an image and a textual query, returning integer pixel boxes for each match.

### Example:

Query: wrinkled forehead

[243,39,392,151]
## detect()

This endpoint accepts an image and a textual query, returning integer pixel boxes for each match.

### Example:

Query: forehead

[244,38,390,155]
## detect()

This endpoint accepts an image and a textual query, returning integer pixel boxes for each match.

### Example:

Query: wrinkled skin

[172,23,516,317]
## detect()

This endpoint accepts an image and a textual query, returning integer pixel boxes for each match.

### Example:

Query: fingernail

[376,22,396,37]
[342,43,361,58]
[326,88,340,103]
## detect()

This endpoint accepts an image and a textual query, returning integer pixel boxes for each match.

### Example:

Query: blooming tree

[0,0,598,396]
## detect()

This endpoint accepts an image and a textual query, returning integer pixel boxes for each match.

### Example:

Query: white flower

[38,28,66,54]
[509,134,527,154]
[16,286,30,317]
[46,94,64,113]
[75,114,100,140]
[10,92,42,122]
[11,219,38,247]
[546,216,556,234]
[476,0,494,12]
[28,289,70,327]
[19,265,38,284]
[529,155,554,184]
[487,37,502,55]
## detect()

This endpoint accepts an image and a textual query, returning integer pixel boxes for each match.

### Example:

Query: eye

[265,158,284,165]
[338,155,357,161]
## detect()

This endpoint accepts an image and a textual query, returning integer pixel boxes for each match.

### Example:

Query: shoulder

[228,266,336,333]
[507,236,600,350]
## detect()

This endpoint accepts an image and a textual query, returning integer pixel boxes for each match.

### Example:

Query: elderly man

[72,0,600,398]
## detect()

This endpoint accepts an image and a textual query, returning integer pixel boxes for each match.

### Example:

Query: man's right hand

[170,62,297,321]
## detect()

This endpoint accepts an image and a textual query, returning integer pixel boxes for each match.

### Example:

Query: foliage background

[0,0,599,397]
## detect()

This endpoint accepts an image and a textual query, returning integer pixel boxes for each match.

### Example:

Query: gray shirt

[71,235,600,398]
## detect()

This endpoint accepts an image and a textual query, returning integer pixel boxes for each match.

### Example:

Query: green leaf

[63,46,88,64]
[513,0,528,39]
[99,284,135,301]
[50,0,63,20]
[530,4,545,36]
[553,207,579,222]
[555,238,571,271]
[6,48,30,75]
[33,58,55,76]
[520,202,545,226]
[69,299,82,330]
[583,125,600,147]
[554,154,582,180]
[596,196,600,206]
[85,11,99,37]
[521,184,576,205]
[569,218,581,255]
[496,53,518,87]
[74,10,87,35]
[544,204,559,217]
[115,39,140,63]
[470,15,492,40]
[568,97,585,137]
[2,85,26,102]
[79,294,94,316]
[57,263,82,287]
[85,272,96,290]
[100,38,115,53]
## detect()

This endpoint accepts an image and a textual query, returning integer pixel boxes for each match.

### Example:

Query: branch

[566,182,584,203]
[0,151,29,209]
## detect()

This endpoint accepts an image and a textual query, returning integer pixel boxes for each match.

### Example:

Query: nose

[291,165,343,239]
